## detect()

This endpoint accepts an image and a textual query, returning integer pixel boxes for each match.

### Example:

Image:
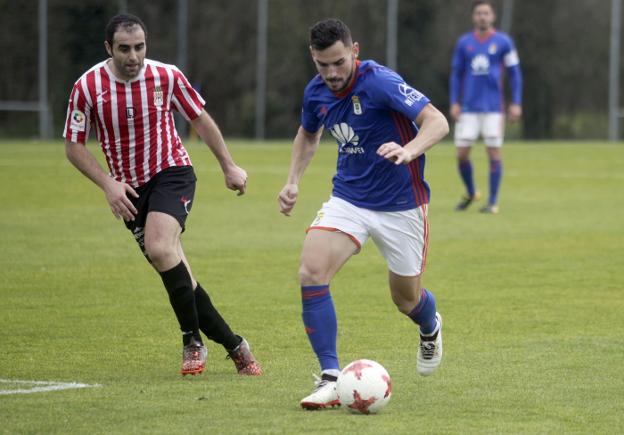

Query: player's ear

[104,41,113,57]
[352,42,360,59]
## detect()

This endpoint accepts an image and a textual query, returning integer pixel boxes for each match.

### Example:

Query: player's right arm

[449,37,466,122]
[278,126,323,216]
[63,80,137,221]
[65,140,138,221]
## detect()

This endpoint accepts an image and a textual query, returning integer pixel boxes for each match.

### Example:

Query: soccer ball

[336,359,392,414]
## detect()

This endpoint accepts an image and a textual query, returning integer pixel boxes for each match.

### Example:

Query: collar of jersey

[103,58,147,84]
[472,29,496,43]
[332,60,361,98]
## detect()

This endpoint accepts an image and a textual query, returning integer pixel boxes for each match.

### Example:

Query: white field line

[0,379,102,395]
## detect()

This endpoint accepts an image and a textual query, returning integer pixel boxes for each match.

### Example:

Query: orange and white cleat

[227,336,262,376]
[181,344,207,376]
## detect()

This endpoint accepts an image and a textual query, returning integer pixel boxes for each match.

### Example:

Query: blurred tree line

[0,0,619,139]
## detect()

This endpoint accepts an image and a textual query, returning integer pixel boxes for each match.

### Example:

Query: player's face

[472,4,495,32]
[310,41,359,92]
[105,25,146,81]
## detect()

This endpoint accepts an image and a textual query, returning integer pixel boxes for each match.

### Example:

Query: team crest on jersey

[70,109,86,132]
[153,86,163,106]
[488,43,497,55]
[126,107,135,119]
[352,95,363,115]
[398,83,424,107]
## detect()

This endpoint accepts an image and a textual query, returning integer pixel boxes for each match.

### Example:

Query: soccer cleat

[226,336,263,376]
[479,204,499,214]
[181,344,208,376]
[417,312,443,377]
[300,374,340,410]
[455,191,481,211]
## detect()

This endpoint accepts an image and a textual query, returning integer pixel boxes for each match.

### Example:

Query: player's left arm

[191,109,247,196]
[377,104,449,165]
[504,37,523,121]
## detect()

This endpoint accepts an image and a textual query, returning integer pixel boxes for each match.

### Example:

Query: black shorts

[124,165,197,235]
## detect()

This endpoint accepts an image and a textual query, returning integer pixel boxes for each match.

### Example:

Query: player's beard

[325,68,354,93]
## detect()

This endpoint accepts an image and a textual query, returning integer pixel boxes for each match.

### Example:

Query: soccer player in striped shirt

[450,0,523,214]
[277,19,449,409]
[63,14,261,376]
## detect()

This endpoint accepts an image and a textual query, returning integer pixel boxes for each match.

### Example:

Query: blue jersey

[301,60,432,212]
[450,30,522,113]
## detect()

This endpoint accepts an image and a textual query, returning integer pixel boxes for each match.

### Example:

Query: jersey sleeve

[171,67,206,121]
[502,35,523,105]
[63,79,92,145]
[369,68,430,121]
[300,84,323,133]
[449,38,466,105]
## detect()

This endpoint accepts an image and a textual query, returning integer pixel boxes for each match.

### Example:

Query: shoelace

[420,342,436,359]
[311,374,332,392]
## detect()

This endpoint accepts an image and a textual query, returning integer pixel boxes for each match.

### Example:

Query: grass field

[1,139,623,434]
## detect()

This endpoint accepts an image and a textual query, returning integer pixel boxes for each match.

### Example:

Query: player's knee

[299,262,328,285]
[144,239,176,268]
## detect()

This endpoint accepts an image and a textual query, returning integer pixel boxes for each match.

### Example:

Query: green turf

[0,140,623,434]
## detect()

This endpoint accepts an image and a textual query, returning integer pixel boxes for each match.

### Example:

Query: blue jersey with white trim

[450,30,522,112]
[301,60,431,211]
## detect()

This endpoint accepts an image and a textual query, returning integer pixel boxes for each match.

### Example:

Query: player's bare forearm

[377,104,449,165]
[277,126,322,216]
[406,104,449,158]
[286,126,323,185]
[65,140,114,191]
[191,110,237,171]
[65,140,138,220]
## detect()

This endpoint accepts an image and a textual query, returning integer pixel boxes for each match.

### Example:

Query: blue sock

[489,159,503,205]
[301,285,339,371]
[407,289,438,335]
[458,159,476,197]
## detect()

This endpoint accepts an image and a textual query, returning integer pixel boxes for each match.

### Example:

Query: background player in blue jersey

[277,19,449,410]
[449,0,523,214]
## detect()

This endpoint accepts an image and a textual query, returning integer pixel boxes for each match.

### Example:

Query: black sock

[159,261,202,346]
[194,283,241,350]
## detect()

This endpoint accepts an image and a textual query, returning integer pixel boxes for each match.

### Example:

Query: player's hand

[377,142,415,165]
[450,103,462,122]
[224,164,248,196]
[278,183,299,216]
[103,179,138,221]
[508,104,522,122]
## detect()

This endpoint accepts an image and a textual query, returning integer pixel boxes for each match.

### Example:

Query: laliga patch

[352,95,363,115]
[70,109,86,132]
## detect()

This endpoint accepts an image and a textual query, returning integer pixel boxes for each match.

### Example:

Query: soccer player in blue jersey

[277,19,449,410]
[450,0,523,214]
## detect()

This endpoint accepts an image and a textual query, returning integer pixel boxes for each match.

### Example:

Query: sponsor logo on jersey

[126,107,135,119]
[471,54,490,75]
[153,86,163,106]
[70,109,86,132]
[488,43,497,55]
[352,95,363,115]
[330,122,364,154]
[398,83,424,107]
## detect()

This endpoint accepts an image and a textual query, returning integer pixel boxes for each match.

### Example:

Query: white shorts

[308,196,429,276]
[454,112,504,147]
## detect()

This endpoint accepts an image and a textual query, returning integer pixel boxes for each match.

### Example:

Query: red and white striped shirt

[63,58,205,187]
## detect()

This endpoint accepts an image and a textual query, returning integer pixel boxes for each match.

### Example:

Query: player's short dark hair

[309,19,353,50]
[105,14,148,46]
[471,0,495,12]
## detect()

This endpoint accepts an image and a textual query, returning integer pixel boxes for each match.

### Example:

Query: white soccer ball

[336,359,392,414]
